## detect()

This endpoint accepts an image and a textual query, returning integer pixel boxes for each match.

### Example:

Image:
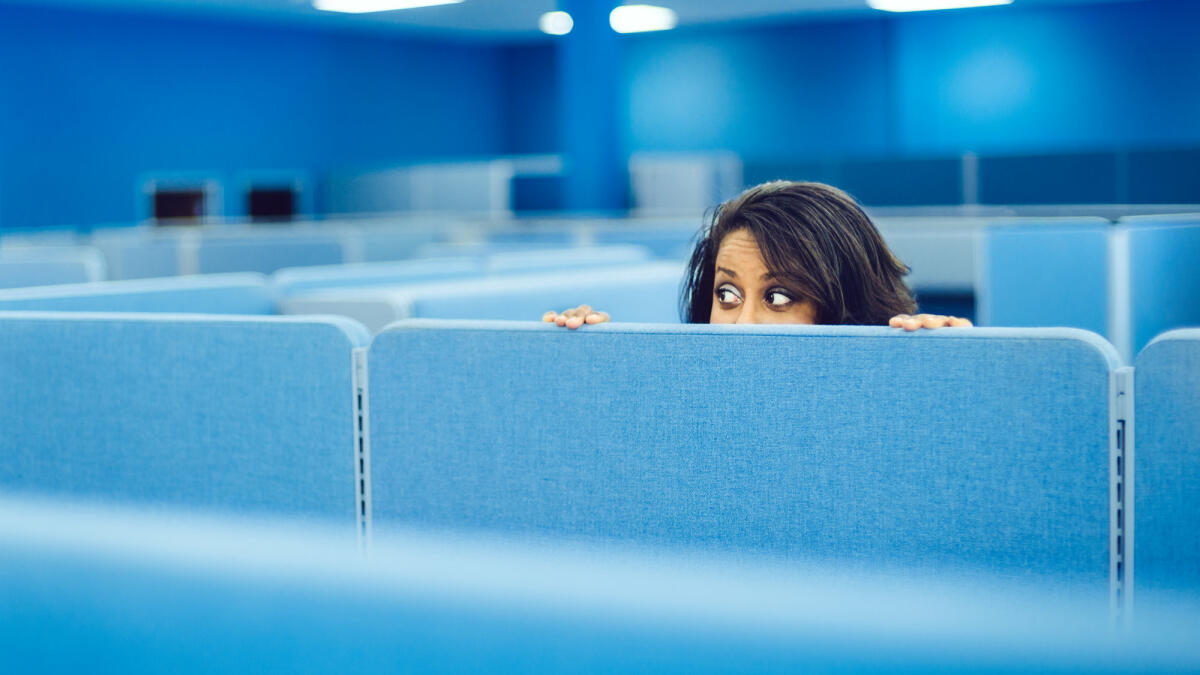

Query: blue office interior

[0,0,1197,229]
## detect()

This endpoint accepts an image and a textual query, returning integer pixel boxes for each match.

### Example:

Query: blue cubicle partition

[1134,329,1200,611]
[1117,215,1200,358]
[273,257,484,297]
[280,263,685,333]
[197,232,346,274]
[272,246,653,297]
[0,246,106,288]
[4,495,1198,674]
[369,321,1120,593]
[0,314,368,526]
[0,274,276,314]
[977,219,1111,337]
[90,229,183,279]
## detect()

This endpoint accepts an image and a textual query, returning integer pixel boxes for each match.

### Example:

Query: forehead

[714,229,767,271]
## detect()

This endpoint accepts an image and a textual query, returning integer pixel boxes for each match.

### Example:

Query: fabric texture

[0,313,368,523]
[369,321,1117,589]
[0,274,276,314]
[1134,329,1200,607]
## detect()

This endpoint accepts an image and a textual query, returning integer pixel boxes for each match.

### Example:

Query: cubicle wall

[978,215,1200,363]
[1118,216,1200,360]
[281,262,685,332]
[0,246,107,288]
[0,274,276,314]
[4,313,1198,619]
[976,219,1110,335]
[0,313,368,527]
[368,322,1122,593]
[7,495,1199,674]
[1134,329,1200,610]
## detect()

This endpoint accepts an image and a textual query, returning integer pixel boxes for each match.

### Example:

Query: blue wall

[2,0,1198,228]
[622,18,893,160]
[0,2,509,229]
[623,0,1200,160]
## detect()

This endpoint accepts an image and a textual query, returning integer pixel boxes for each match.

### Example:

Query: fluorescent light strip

[868,0,1011,11]
[539,11,574,36]
[313,0,462,14]
[610,4,678,33]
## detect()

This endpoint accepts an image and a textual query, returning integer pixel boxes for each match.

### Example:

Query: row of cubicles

[1,207,1198,670]
[2,313,1199,670]
[2,209,1198,357]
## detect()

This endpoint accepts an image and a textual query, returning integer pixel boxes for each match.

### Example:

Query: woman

[544,181,971,331]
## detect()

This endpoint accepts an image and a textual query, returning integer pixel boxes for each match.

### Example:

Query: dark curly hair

[681,181,917,324]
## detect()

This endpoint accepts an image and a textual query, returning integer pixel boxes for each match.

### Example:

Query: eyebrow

[716,266,777,282]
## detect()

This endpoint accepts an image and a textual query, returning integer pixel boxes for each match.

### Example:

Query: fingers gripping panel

[369,322,1116,588]
[0,314,368,524]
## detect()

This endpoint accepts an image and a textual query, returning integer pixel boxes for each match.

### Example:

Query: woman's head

[681,181,917,325]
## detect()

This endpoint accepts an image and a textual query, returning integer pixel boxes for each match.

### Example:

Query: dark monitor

[152,189,206,224]
[247,187,296,223]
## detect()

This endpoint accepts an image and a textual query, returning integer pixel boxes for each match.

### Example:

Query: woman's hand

[889,314,973,331]
[543,305,610,330]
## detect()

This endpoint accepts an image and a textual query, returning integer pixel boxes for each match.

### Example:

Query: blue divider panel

[369,322,1118,588]
[978,220,1110,335]
[1134,329,1200,608]
[407,265,681,323]
[357,229,442,263]
[272,247,653,297]
[280,263,685,332]
[1121,216,1200,356]
[91,231,182,280]
[197,234,346,274]
[0,274,275,314]
[0,247,106,288]
[592,227,698,259]
[4,496,1198,674]
[0,314,368,523]
[273,257,484,297]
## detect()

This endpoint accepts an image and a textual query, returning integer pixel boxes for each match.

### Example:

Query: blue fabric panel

[416,241,577,258]
[272,257,484,297]
[91,232,182,280]
[0,274,276,314]
[979,221,1109,336]
[0,314,368,523]
[484,245,651,273]
[357,230,442,263]
[1134,329,1200,608]
[369,322,1117,588]
[197,235,346,274]
[408,264,684,323]
[0,247,105,288]
[592,228,699,259]
[1122,217,1200,356]
[487,230,578,246]
[5,496,1198,674]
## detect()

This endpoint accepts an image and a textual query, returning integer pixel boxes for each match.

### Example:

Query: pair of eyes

[715,283,796,308]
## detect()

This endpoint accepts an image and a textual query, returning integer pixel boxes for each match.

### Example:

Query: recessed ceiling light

[539,11,574,36]
[609,4,678,33]
[313,0,463,14]
[867,0,1012,12]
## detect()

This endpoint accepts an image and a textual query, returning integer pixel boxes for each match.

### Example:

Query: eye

[715,283,742,305]
[765,288,794,307]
